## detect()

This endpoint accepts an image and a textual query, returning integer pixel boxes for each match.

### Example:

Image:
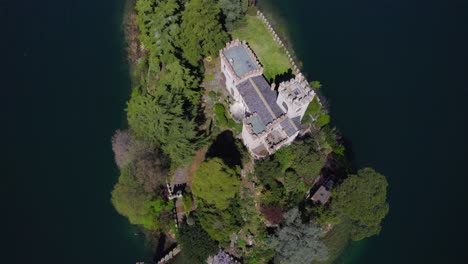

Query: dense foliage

[192,158,242,242]
[333,168,389,241]
[111,1,390,262]
[127,90,198,166]
[219,0,246,31]
[269,208,328,263]
[179,0,229,65]
[111,166,173,231]
[177,221,219,264]
[192,158,240,210]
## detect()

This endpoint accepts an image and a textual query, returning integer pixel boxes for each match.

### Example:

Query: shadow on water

[153,235,166,261]
[206,131,242,168]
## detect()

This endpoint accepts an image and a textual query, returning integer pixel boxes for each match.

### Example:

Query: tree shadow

[206,130,242,168]
[153,234,166,261]
[272,68,295,86]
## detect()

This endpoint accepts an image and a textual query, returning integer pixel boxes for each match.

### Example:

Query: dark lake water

[3,0,468,263]
[258,0,468,263]
[3,0,151,262]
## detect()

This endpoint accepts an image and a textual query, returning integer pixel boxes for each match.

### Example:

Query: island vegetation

[112,0,390,263]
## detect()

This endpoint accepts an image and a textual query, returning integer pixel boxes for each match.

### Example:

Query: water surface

[258,0,468,262]
[4,0,151,262]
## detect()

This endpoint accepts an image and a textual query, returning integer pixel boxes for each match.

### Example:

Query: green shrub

[214,103,228,127]
[208,91,217,99]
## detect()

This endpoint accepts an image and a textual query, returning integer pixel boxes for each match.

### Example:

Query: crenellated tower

[276,73,315,121]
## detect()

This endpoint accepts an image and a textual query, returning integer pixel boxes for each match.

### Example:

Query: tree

[192,158,240,210]
[213,250,235,264]
[307,204,341,226]
[219,0,244,31]
[177,220,219,264]
[112,167,154,228]
[283,170,307,203]
[111,129,133,168]
[287,137,326,184]
[260,206,283,225]
[135,0,181,70]
[158,60,201,105]
[196,203,242,242]
[269,208,328,263]
[126,90,198,166]
[179,0,229,65]
[134,148,169,193]
[332,168,389,241]
[310,80,322,90]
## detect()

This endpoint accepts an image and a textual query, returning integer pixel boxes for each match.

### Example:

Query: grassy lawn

[231,16,291,81]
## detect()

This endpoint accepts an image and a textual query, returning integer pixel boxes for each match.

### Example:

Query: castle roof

[223,44,259,78]
[238,76,284,133]
[280,116,301,137]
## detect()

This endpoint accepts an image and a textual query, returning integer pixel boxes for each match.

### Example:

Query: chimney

[271,82,276,91]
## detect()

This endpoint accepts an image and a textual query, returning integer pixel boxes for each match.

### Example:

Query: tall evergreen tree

[269,208,329,263]
[126,90,197,166]
[179,0,229,65]
[219,0,244,31]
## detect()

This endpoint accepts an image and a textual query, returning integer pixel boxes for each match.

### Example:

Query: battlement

[278,73,314,107]
[220,39,263,84]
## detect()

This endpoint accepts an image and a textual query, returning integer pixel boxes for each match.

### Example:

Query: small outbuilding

[311,186,331,204]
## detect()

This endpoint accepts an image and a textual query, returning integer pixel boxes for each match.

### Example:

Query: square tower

[276,73,315,120]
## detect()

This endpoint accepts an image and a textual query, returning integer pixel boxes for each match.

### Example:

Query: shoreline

[116,1,388,263]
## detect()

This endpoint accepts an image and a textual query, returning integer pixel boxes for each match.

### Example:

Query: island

[112,1,390,263]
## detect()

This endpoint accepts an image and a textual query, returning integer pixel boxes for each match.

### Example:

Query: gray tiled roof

[292,116,302,130]
[237,76,284,131]
[223,45,259,77]
[280,118,298,137]
[246,115,266,135]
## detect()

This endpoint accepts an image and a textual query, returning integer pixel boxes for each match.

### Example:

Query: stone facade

[220,40,314,158]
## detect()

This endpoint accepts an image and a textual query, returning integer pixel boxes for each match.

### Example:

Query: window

[296,108,302,112]
[282,102,288,111]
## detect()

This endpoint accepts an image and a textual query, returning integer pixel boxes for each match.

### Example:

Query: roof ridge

[248,77,277,121]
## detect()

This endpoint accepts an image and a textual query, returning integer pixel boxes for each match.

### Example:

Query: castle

[220,39,315,158]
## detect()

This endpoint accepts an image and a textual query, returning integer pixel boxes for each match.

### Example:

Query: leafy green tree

[111,167,173,231]
[283,170,306,202]
[310,80,322,90]
[308,204,341,226]
[177,220,219,264]
[287,138,326,183]
[192,158,240,210]
[219,0,244,31]
[332,168,389,241]
[316,113,330,127]
[269,208,328,263]
[126,90,197,166]
[179,0,229,65]
[196,201,242,242]
[112,167,155,228]
[303,96,329,127]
